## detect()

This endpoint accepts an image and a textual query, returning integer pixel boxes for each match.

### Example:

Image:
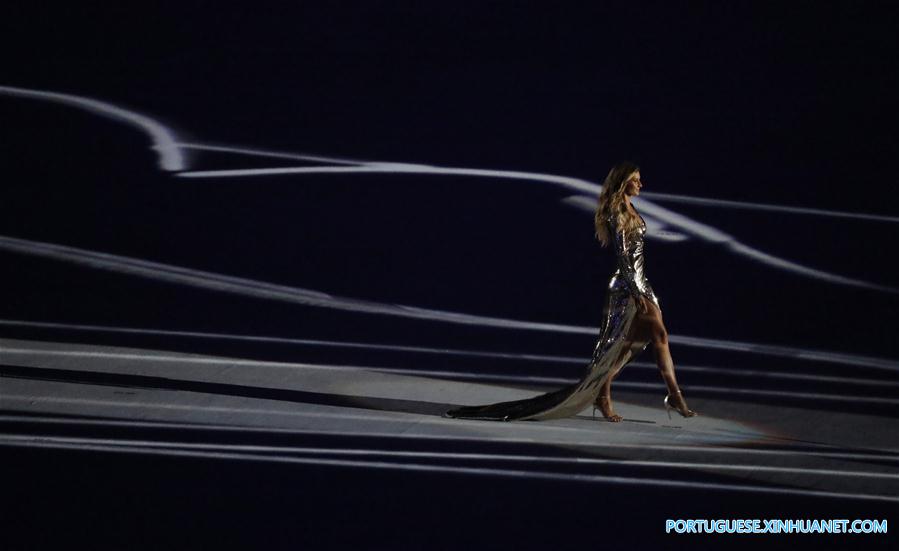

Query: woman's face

[623,171,642,197]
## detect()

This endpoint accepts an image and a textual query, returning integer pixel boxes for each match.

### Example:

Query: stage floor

[2,335,896,549]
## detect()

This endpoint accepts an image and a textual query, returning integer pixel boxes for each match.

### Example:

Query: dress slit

[444,212,657,422]
[444,294,651,421]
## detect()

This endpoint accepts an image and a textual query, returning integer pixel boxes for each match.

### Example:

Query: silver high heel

[664,390,697,419]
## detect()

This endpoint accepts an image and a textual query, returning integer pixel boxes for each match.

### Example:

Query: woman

[444,161,697,422]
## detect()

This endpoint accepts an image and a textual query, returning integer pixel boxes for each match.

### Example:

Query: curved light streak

[0,85,185,171]
[175,160,897,294]
[0,85,893,292]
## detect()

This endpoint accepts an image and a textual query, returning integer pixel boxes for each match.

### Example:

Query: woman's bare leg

[594,298,695,421]
[634,301,696,415]
[597,371,623,422]
[653,341,680,395]
[594,299,650,421]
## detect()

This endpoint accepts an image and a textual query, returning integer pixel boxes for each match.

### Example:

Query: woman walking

[444,161,697,422]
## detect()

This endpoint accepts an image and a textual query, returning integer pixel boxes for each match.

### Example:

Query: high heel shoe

[664,390,697,419]
[592,395,623,422]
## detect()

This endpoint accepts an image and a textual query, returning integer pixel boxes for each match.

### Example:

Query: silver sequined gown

[444,210,659,421]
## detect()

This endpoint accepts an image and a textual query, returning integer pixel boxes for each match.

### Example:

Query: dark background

[2,2,898,549]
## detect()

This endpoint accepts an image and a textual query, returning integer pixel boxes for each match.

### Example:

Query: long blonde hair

[594,161,641,247]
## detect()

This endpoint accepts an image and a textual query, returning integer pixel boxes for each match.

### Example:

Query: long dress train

[444,211,660,421]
